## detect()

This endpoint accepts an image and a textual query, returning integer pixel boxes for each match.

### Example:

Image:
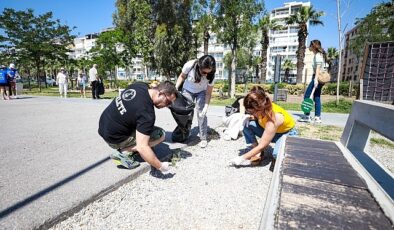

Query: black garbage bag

[169,92,195,142]
[98,80,105,95]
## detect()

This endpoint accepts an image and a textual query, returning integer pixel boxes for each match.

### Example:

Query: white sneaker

[298,115,311,122]
[313,116,322,123]
[199,140,208,148]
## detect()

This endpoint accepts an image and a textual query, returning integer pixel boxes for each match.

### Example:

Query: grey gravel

[366,133,394,173]
[51,129,273,230]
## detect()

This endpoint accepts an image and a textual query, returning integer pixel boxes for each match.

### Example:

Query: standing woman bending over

[175,55,216,148]
[230,89,297,167]
[299,39,327,123]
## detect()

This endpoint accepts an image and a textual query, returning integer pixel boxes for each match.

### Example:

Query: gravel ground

[366,133,394,173]
[51,129,273,230]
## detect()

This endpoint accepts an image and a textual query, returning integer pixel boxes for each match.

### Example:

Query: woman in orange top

[230,88,297,167]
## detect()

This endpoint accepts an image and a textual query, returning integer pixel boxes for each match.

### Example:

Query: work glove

[199,103,209,118]
[230,156,251,166]
[242,115,250,128]
[159,162,171,174]
[313,78,319,88]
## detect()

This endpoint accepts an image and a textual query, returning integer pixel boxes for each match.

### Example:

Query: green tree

[152,0,194,79]
[114,0,154,64]
[0,8,74,91]
[191,0,216,55]
[258,15,283,83]
[286,6,324,83]
[326,47,339,72]
[281,59,296,83]
[349,1,394,56]
[215,0,264,98]
[89,29,126,88]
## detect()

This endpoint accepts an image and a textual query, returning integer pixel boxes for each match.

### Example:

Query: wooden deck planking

[275,137,393,229]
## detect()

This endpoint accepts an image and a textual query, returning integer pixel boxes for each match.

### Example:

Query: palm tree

[286,6,324,83]
[281,59,296,83]
[326,47,339,72]
[259,15,283,83]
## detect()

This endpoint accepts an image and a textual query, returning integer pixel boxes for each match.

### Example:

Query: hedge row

[214,81,358,96]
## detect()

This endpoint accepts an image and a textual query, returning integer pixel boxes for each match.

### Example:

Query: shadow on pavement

[0,156,110,219]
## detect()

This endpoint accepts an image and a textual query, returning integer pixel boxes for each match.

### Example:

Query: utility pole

[336,0,342,105]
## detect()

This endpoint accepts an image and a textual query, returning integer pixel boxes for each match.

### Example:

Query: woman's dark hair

[193,55,216,84]
[310,40,327,63]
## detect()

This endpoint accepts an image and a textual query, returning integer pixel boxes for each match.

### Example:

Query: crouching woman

[230,89,297,167]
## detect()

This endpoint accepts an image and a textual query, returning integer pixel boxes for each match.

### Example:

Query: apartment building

[268,1,312,83]
[69,30,145,81]
[341,25,362,82]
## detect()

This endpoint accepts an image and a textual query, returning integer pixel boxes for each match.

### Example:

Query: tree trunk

[296,25,307,83]
[260,30,269,83]
[230,47,237,98]
[203,30,210,55]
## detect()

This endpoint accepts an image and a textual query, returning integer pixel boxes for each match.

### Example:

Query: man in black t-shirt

[98,81,177,172]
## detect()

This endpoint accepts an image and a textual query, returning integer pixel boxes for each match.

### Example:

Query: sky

[0,0,387,49]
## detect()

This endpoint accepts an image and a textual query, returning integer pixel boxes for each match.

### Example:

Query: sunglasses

[199,68,211,75]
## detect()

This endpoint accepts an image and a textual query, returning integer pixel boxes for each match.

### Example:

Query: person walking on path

[98,81,177,172]
[175,55,216,148]
[230,89,297,168]
[77,71,87,98]
[89,64,100,99]
[298,40,327,123]
[6,63,19,99]
[56,67,68,98]
[0,65,9,100]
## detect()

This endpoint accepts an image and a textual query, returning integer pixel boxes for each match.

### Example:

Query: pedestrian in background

[77,71,87,98]
[0,65,9,100]
[89,64,100,99]
[175,55,216,148]
[298,39,327,123]
[7,63,19,99]
[56,67,68,98]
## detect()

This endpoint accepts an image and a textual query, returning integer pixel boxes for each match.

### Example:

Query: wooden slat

[277,176,392,229]
[275,137,393,229]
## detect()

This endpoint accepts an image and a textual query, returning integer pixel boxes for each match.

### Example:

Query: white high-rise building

[267,1,311,83]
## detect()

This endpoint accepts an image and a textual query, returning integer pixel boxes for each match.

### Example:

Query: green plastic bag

[301,98,314,114]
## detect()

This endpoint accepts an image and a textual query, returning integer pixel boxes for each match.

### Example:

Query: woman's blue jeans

[304,75,323,117]
[243,120,297,159]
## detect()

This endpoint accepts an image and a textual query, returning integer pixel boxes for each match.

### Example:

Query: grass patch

[23,87,119,99]
[370,138,394,149]
[296,123,343,141]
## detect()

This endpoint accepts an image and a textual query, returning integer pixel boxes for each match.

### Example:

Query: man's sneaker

[313,116,322,123]
[298,115,311,122]
[199,140,208,148]
[110,150,140,169]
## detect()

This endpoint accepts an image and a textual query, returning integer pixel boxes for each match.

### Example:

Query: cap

[10,63,15,68]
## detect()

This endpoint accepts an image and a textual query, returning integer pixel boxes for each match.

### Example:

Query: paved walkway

[0,96,348,230]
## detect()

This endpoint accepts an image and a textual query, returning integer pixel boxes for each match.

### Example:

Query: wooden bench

[260,100,394,229]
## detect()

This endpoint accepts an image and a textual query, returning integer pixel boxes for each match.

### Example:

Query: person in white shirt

[175,55,216,148]
[89,64,100,99]
[298,39,327,123]
[77,71,87,98]
[56,67,68,98]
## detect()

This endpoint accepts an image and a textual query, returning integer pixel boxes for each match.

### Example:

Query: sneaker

[109,150,140,169]
[199,140,208,148]
[313,116,322,123]
[298,115,311,122]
